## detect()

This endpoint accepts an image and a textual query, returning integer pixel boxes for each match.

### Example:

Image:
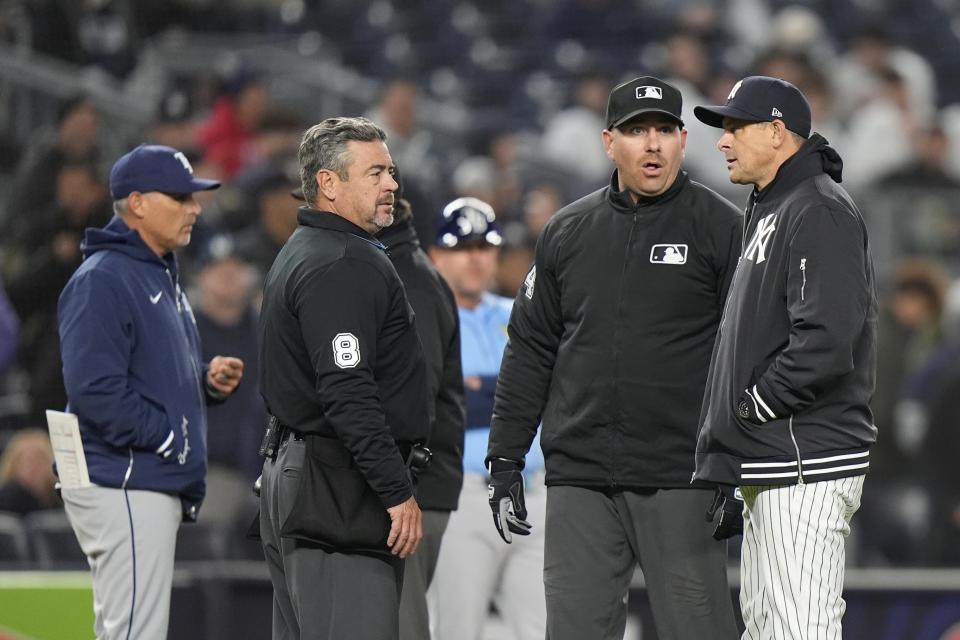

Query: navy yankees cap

[110,144,220,200]
[606,76,684,130]
[694,76,811,138]
[435,197,503,248]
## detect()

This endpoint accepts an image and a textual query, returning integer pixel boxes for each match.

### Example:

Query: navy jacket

[58,216,211,520]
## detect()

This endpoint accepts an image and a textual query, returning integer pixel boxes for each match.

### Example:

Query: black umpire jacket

[258,208,430,509]
[378,210,466,511]
[694,135,878,488]
[487,170,742,489]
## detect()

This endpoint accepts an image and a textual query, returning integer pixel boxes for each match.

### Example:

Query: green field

[0,572,93,640]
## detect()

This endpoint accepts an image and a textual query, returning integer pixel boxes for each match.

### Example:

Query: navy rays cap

[110,144,221,200]
[606,76,684,130]
[435,197,503,248]
[694,76,811,138]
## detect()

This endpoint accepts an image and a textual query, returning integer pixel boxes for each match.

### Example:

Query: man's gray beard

[372,211,395,230]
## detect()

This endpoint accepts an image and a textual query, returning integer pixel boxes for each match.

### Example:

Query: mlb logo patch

[650,244,688,264]
[636,86,663,100]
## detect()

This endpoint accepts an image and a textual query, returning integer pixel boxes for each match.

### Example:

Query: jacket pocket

[279,436,392,555]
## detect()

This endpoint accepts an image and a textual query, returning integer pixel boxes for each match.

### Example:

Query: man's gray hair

[113,198,128,217]
[298,116,387,206]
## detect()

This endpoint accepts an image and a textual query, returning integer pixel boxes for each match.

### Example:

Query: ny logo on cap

[174,151,194,174]
[636,86,663,100]
[727,80,743,101]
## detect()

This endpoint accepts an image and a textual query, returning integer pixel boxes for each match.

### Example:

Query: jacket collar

[82,215,178,273]
[754,133,844,203]
[376,210,420,255]
[607,169,689,213]
[297,207,386,250]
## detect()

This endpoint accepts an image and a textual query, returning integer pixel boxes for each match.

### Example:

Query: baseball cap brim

[610,108,684,130]
[184,177,221,192]
[694,104,768,129]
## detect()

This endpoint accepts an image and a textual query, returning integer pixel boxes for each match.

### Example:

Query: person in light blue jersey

[427,197,545,640]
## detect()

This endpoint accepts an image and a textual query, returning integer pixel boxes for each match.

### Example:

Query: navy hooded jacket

[58,216,211,519]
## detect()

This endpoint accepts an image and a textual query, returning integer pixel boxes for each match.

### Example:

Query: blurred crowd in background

[1,0,960,570]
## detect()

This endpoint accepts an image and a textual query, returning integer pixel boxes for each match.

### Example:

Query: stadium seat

[24,510,86,569]
[0,511,30,567]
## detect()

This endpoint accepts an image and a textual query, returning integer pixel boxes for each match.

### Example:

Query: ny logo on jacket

[744,213,777,264]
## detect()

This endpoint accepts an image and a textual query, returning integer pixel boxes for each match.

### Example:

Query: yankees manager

[693,75,878,639]
[486,76,742,640]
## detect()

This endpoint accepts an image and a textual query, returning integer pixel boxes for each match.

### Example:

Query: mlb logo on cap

[606,76,684,130]
[636,86,663,100]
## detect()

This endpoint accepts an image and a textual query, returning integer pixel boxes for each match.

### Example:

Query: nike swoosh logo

[150,292,163,304]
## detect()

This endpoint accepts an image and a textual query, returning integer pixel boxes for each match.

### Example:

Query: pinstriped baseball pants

[739,475,865,640]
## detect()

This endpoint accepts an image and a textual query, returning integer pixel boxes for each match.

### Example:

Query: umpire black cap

[694,76,811,138]
[435,197,503,248]
[606,76,684,130]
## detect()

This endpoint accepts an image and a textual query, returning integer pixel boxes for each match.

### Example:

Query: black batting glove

[487,458,532,544]
[706,485,744,540]
[736,385,779,425]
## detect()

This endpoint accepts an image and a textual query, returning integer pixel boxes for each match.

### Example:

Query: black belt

[260,415,429,472]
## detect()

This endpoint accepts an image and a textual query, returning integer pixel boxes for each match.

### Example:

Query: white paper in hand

[45,410,91,489]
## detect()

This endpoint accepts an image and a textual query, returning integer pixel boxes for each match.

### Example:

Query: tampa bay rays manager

[486,76,742,640]
[257,116,430,640]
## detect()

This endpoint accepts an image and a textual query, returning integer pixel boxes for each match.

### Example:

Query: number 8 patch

[332,333,361,369]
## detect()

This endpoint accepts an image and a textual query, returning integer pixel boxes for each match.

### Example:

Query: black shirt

[488,171,742,489]
[379,213,465,511]
[258,208,429,509]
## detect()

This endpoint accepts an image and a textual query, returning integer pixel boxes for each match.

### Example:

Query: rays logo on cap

[636,86,663,100]
[457,206,489,236]
[174,151,194,173]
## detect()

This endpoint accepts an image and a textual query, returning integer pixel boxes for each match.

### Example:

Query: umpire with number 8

[486,76,742,639]
[257,116,430,640]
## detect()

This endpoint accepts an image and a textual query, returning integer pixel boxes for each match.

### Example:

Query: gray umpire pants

[259,436,403,640]
[544,486,739,640]
[398,509,450,640]
[62,486,181,640]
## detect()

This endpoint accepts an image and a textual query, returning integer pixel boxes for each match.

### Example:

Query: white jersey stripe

[802,462,869,475]
[742,451,869,469]
[742,470,800,479]
[745,388,768,423]
[801,451,869,465]
[751,384,777,419]
[742,460,799,468]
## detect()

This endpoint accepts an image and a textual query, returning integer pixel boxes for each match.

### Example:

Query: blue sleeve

[0,281,19,375]
[465,375,498,428]
[58,270,174,452]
